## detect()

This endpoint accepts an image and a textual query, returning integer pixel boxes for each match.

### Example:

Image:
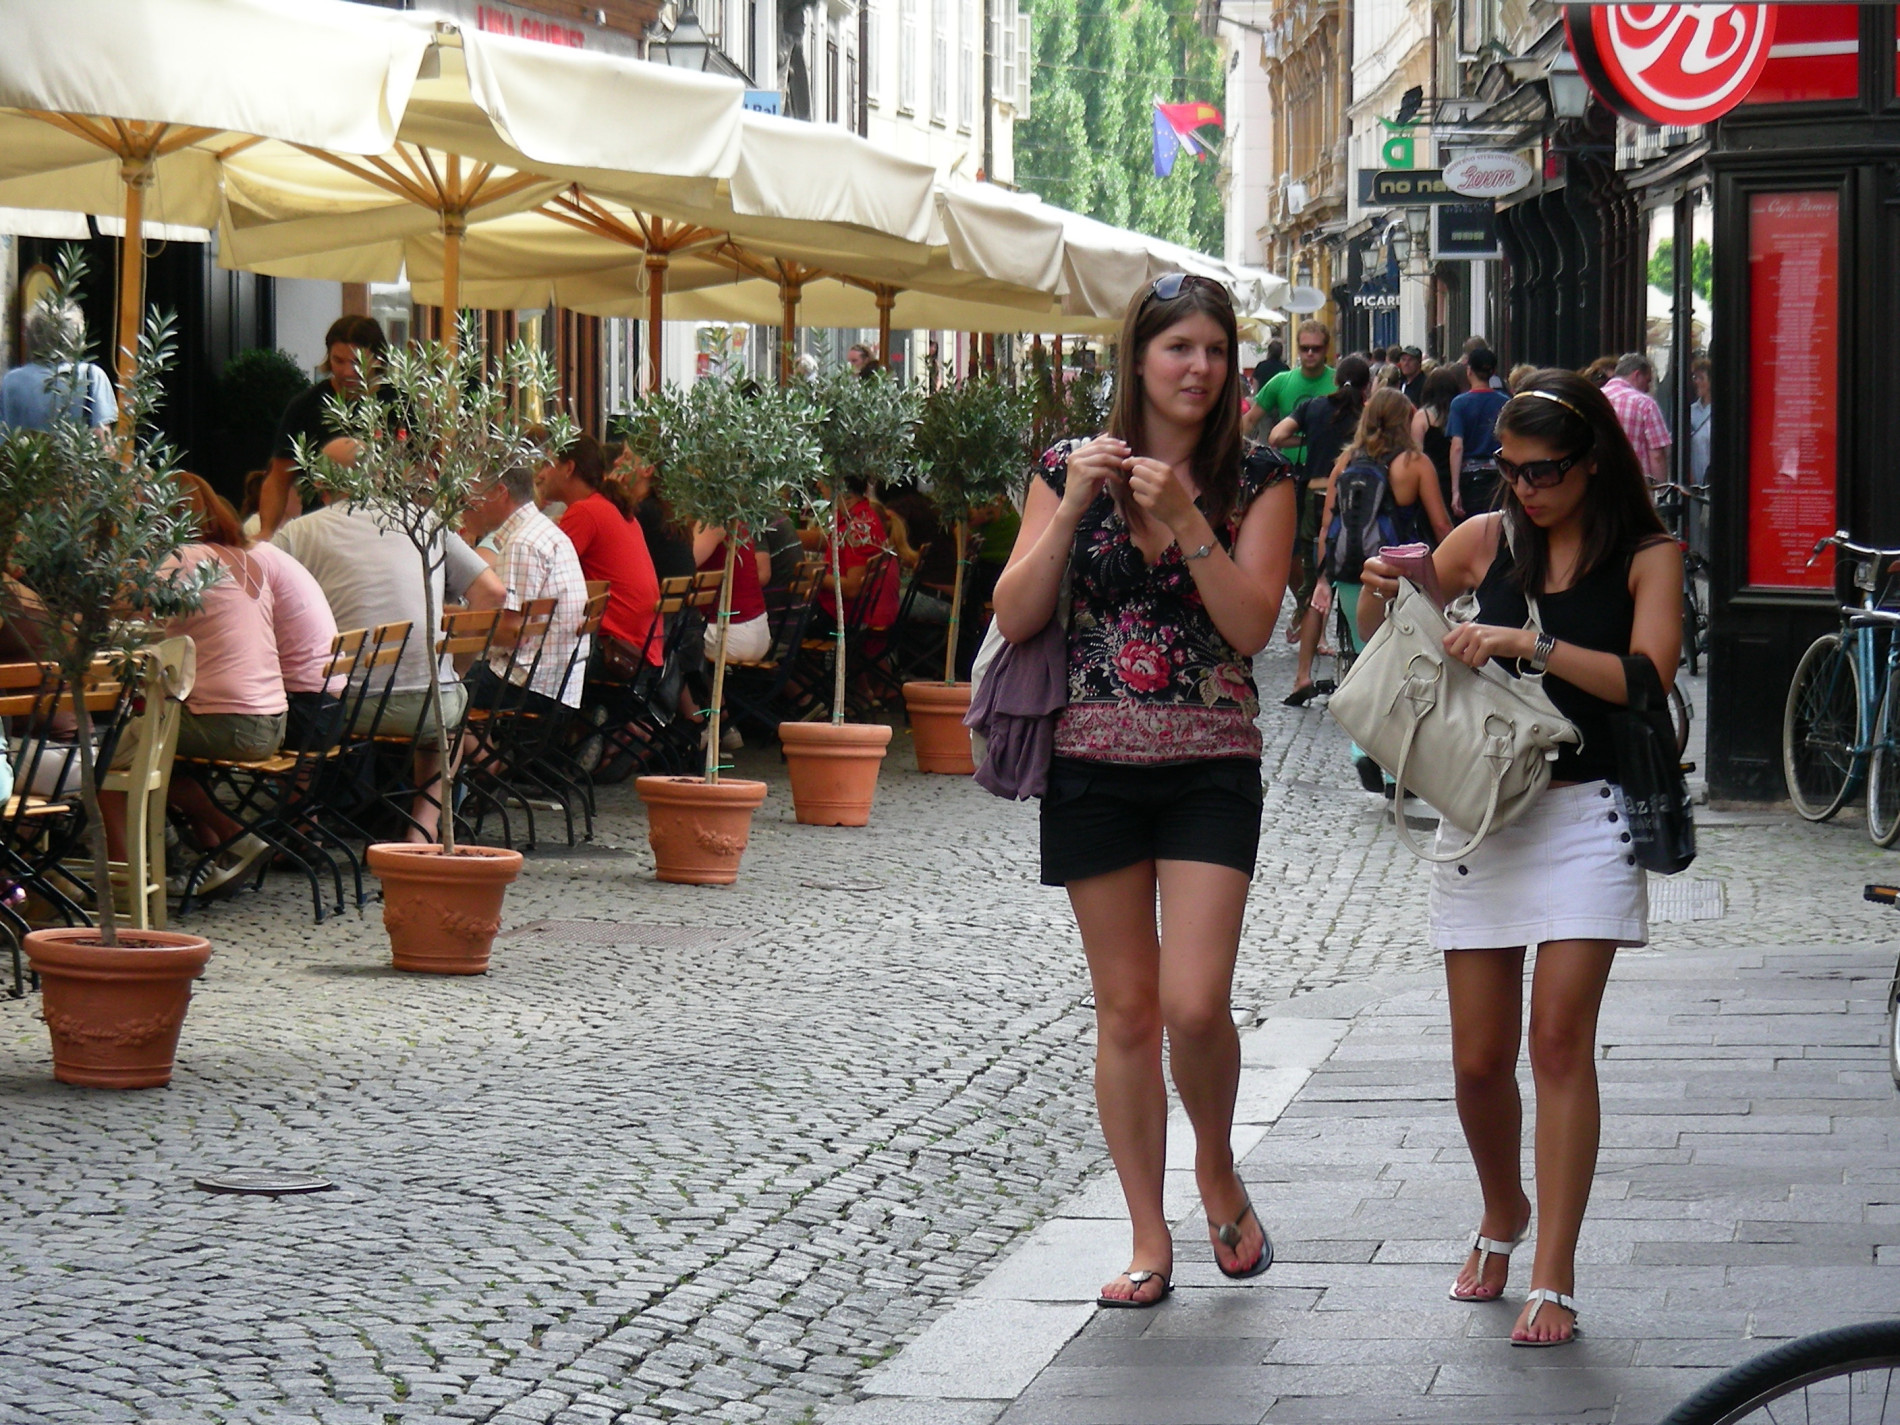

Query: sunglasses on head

[1497,452,1585,489]
[1148,271,1231,304]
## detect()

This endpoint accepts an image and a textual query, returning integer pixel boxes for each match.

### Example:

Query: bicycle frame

[1812,535,1900,794]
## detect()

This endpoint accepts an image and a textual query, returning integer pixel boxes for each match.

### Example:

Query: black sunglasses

[1497,451,1585,490]
[1149,271,1231,304]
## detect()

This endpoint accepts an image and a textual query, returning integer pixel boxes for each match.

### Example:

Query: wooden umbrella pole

[645,249,668,393]
[779,276,801,387]
[114,157,153,428]
[944,517,967,684]
[441,212,466,356]
[705,537,738,783]
[875,285,895,369]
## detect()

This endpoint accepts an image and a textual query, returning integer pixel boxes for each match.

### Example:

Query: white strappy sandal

[1511,1288,1581,1347]
[1447,1224,1530,1302]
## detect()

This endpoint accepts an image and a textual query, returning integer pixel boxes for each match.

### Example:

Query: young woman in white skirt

[1355,370,1681,1345]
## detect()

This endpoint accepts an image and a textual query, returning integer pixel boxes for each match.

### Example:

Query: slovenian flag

[1152,100,1225,177]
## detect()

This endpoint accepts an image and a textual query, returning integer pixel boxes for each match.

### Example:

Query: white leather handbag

[1327,576,1580,861]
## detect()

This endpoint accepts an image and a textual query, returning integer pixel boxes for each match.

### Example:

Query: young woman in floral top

[992,274,1296,1308]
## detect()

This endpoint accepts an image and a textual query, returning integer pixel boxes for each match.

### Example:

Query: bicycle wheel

[1870,669,1900,846]
[1660,1320,1900,1425]
[1332,596,1358,685]
[1888,957,1900,1088]
[1669,680,1692,758]
[1683,569,1707,677]
[1784,633,1863,821]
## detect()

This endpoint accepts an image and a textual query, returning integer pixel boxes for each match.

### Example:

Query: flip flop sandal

[1511,1288,1581,1347]
[1096,1269,1172,1309]
[1210,1195,1273,1280]
[1448,1223,1530,1302]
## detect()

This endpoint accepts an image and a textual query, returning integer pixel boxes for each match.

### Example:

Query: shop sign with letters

[1564,4,1776,126]
[1443,151,1534,200]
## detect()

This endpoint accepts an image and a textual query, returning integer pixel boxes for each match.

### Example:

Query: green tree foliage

[1017,0,1226,252]
[0,248,215,945]
[803,368,922,721]
[1647,238,1713,302]
[915,376,1034,681]
[300,320,572,847]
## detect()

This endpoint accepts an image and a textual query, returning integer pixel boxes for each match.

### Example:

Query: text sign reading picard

[1370,170,1460,205]
[1443,151,1534,199]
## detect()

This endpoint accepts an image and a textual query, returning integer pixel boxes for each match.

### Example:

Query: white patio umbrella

[0,0,433,387]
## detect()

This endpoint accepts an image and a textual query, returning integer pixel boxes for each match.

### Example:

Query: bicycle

[1781,531,1900,843]
[1661,1319,1900,1423]
[1655,481,1712,677]
[1861,884,1900,1088]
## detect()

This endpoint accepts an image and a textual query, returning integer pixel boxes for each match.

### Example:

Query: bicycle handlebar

[1806,531,1900,567]
[1653,482,1710,501]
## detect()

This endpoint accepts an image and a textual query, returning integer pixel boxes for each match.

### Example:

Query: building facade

[1259,0,1349,342]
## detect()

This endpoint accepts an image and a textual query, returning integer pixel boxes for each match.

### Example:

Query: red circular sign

[1564,4,1776,126]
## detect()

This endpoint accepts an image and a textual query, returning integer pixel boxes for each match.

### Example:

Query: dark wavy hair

[1494,368,1665,595]
[1323,355,1372,433]
[1108,275,1243,529]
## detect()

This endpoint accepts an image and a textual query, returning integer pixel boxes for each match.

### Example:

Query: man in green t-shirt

[1251,319,1335,653]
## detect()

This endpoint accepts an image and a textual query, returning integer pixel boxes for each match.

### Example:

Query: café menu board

[1747,192,1839,590]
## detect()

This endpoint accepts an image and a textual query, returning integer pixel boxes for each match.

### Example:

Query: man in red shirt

[538,435,664,666]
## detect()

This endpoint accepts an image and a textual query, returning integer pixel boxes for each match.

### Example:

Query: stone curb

[824,1014,1354,1422]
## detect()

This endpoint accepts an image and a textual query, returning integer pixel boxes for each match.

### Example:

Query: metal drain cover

[195,1171,335,1196]
[506,920,751,951]
[1648,877,1727,923]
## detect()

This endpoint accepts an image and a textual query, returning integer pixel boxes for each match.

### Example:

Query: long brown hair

[1348,387,1418,466]
[1107,275,1243,528]
[1494,369,1665,595]
[175,472,247,548]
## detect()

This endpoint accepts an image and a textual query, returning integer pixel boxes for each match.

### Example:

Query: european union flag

[1153,104,1179,178]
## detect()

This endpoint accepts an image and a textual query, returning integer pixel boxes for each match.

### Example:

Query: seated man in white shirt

[271,439,505,842]
[459,464,591,720]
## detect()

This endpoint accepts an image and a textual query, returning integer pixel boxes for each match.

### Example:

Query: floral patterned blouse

[1037,440,1285,765]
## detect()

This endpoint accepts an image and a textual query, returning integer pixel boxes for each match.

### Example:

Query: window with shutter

[1015,9,1031,115]
[958,0,974,130]
[932,0,949,122]
[864,1,880,100]
[899,0,917,111]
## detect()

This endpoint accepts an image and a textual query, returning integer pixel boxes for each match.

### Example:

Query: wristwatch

[1527,632,1556,674]
[1184,542,1214,561]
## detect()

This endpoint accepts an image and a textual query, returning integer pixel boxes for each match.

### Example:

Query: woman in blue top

[993,275,1295,1308]
[1356,371,1680,1345]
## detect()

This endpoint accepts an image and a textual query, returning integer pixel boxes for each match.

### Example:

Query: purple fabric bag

[963,613,1070,800]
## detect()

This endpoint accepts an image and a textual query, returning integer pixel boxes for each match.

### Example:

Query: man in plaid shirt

[462,466,590,711]
[1603,353,1672,484]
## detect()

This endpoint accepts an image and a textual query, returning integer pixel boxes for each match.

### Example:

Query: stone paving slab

[914,944,1900,1425]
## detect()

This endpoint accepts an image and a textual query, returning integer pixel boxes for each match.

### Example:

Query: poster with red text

[1747,192,1838,590]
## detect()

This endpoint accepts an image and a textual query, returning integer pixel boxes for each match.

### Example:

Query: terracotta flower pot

[367,843,524,975]
[24,927,213,1089]
[776,721,893,826]
[902,681,976,775]
[635,776,769,884]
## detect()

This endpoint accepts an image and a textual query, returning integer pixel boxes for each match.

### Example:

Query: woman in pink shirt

[162,476,289,881]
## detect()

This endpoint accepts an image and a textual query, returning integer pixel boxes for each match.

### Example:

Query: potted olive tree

[627,377,821,882]
[779,367,920,825]
[0,250,217,1088]
[903,375,1033,773]
[300,319,573,973]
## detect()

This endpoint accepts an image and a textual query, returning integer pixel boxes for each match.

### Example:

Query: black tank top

[1473,525,1658,784]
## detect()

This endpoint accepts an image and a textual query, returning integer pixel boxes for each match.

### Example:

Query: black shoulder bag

[1609,655,1696,874]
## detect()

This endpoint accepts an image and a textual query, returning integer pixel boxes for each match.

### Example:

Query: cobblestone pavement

[0,635,1889,1424]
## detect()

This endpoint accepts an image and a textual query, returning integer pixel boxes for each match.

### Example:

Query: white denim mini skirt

[1428,780,1649,951]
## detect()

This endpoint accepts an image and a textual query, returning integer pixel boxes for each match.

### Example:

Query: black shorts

[1039,756,1264,886]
